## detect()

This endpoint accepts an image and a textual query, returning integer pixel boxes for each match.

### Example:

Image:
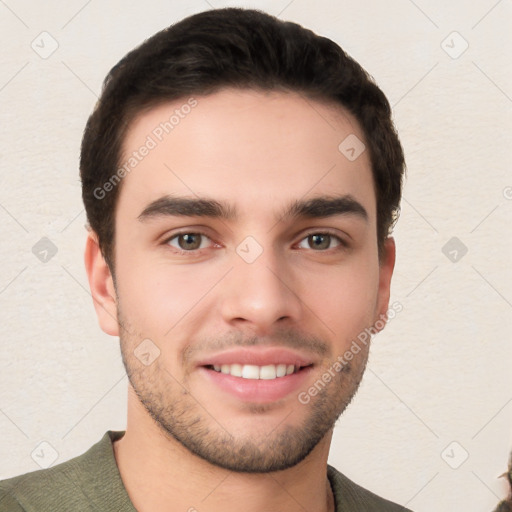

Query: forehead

[117,88,375,221]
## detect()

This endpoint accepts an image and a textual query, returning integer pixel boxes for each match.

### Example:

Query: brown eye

[297,233,343,251]
[167,233,208,251]
[309,234,330,250]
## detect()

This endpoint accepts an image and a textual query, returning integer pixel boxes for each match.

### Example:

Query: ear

[374,237,396,331]
[84,232,119,336]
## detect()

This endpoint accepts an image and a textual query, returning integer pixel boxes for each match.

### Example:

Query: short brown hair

[80,7,405,270]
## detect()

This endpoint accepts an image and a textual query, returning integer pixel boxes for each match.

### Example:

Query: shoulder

[0,431,127,512]
[327,465,414,512]
[0,487,25,512]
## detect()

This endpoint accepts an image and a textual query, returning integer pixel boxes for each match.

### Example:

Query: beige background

[0,0,511,510]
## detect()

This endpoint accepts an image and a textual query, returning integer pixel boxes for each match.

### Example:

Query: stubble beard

[118,312,369,473]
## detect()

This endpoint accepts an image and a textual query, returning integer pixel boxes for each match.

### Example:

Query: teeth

[211,363,300,379]
[259,365,276,380]
[276,364,287,377]
[242,365,260,379]
[230,363,243,377]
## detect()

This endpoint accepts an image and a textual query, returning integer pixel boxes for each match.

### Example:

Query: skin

[85,88,395,512]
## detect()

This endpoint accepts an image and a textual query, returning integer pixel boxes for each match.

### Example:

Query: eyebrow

[137,194,368,223]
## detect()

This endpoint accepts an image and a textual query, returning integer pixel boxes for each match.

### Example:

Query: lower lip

[199,366,313,403]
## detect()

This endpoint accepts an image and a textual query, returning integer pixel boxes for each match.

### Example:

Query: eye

[166,232,212,251]
[297,233,344,251]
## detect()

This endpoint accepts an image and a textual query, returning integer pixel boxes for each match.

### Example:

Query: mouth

[197,348,316,403]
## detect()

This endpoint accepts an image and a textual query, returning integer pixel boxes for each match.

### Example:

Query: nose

[220,248,303,335]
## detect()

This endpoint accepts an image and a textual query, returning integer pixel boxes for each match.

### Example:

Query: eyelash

[163,230,348,255]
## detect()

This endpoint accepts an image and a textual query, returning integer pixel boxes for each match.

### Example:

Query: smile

[209,363,301,380]
[197,347,316,402]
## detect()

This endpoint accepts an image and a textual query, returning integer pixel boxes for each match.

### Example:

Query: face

[88,89,395,473]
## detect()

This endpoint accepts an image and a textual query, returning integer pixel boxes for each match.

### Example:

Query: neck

[113,391,335,512]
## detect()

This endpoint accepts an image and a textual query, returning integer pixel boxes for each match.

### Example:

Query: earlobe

[84,232,120,336]
[375,237,396,331]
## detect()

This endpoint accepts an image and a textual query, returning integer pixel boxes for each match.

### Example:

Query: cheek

[115,256,221,337]
[306,259,380,342]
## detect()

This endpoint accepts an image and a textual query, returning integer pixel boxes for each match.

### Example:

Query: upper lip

[196,347,316,368]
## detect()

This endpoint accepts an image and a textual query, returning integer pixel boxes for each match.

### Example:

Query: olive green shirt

[0,431,412,511]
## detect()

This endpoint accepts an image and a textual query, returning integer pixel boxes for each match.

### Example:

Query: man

[0,7,410,511]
